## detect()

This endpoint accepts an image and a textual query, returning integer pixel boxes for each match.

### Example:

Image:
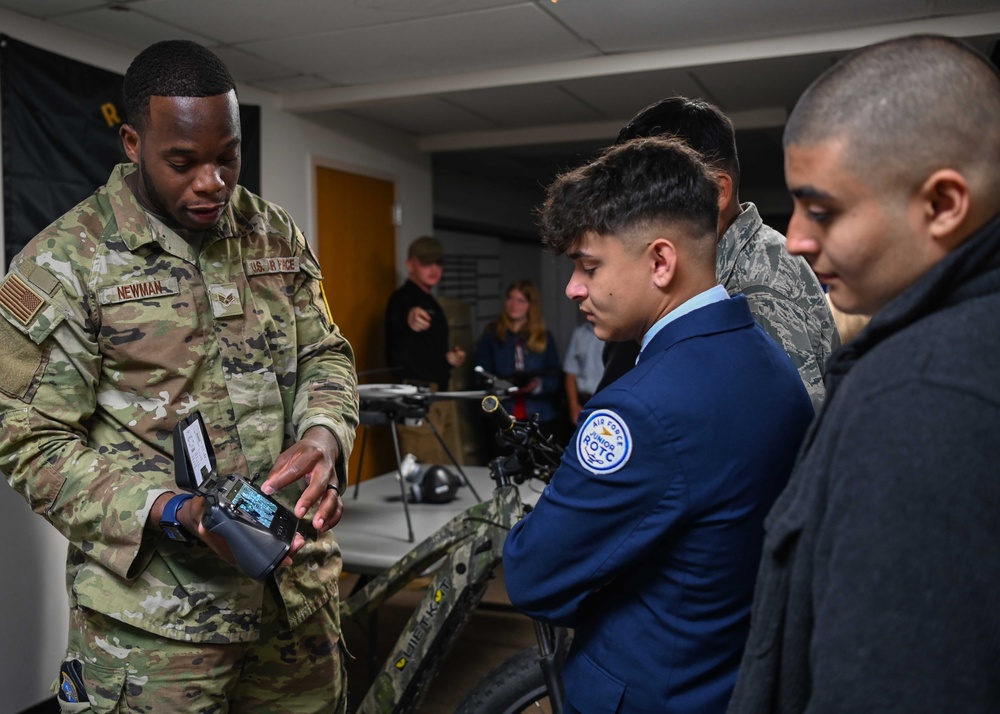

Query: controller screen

[231,482,278,528]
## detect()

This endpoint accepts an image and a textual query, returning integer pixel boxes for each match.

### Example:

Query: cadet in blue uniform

[503,137,814,713]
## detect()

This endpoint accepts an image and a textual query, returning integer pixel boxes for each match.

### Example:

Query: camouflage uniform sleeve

[0,255,165,580]
[286,221,360,483]
[742,288,834,413]
[720,207,841,413]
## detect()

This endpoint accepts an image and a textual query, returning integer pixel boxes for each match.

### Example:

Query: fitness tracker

[160,492,195,542]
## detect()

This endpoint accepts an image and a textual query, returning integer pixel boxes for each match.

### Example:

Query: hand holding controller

[172,412,299,580]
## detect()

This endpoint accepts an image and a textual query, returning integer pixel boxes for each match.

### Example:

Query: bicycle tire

[454,644,554,714]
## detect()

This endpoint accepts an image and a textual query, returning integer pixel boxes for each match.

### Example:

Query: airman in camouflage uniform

[0,40,357,712]
[599,97,840,411]
[716,201,839,410]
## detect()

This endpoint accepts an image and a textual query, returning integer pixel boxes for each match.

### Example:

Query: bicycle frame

[342,480,509,712]
[343,400,566,714]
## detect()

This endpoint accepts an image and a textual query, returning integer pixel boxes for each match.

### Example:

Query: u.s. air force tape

[576,409,632,474]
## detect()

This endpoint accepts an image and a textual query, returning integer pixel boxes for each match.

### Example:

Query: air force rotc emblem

[577,409,632,474]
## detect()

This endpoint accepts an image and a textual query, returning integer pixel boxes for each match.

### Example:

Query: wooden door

[315,166,397,483]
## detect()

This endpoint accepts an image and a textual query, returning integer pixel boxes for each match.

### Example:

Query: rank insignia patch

[209,283,243,319]
[0,272,45,326]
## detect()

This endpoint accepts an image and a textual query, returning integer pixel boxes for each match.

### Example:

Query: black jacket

[384,279,450,389]
[729,211,1000,713]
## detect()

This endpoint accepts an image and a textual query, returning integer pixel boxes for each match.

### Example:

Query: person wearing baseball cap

[385,236,464,389]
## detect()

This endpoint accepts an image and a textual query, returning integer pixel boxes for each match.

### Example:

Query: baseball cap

[408,236,444,264]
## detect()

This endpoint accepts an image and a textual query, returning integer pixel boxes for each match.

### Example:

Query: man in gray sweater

[729,34,1000,713]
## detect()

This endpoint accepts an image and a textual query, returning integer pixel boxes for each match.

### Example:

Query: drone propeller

[473,366,517,394]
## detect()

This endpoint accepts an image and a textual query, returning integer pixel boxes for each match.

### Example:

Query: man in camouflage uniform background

[597,97,840,413]
[0,40,358,712]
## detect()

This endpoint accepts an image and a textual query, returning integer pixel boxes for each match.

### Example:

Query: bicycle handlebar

[482,394,515,432]
[481,396,564,486]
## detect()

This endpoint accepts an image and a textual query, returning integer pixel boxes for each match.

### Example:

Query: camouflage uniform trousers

[55,584,346,713]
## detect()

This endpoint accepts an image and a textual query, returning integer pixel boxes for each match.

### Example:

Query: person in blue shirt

[502,136,814,713]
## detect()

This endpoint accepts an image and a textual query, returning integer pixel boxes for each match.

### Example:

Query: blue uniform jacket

[503,295,813,714]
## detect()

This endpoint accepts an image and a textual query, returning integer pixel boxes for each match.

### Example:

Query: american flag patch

[0,272,46,326]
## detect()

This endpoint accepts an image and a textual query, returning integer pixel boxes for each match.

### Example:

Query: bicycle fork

[533,620,565,714]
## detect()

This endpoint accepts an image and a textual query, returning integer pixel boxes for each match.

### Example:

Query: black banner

[1,35,260,269]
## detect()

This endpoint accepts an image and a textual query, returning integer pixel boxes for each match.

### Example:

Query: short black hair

[785,34,1000,193]
[617,96,740,189]
[123,40,236,132]
[540,136,719,256]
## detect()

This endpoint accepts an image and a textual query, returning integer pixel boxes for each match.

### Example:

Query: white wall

[256,107,434,267]
[0,10,432,711]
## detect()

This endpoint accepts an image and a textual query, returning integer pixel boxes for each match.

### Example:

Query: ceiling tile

[341,97,499,135]
[446,83,605,128]
[47,5,215,50]
[134,0,528,45]
[692,53,845,112]
[239,4,597,85]
[546,0,962,54]
[559,69,707,121]
[930,0,1000,13]
[0,0,119,19]
[211,46,298,83]
[250,74,337,93]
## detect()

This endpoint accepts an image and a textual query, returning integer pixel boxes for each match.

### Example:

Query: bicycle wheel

[454,645,556,714]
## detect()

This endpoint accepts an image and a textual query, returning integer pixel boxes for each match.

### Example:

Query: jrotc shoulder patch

[0,272,46,327]
[576,409,633,475]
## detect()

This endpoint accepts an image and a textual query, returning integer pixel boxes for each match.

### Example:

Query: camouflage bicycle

[343,395,568,714]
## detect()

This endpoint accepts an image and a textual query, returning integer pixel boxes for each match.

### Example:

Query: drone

[356,366,515,427]
[352,367,517,541]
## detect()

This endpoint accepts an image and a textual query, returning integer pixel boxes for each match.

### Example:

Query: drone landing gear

[353,396,481,543]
